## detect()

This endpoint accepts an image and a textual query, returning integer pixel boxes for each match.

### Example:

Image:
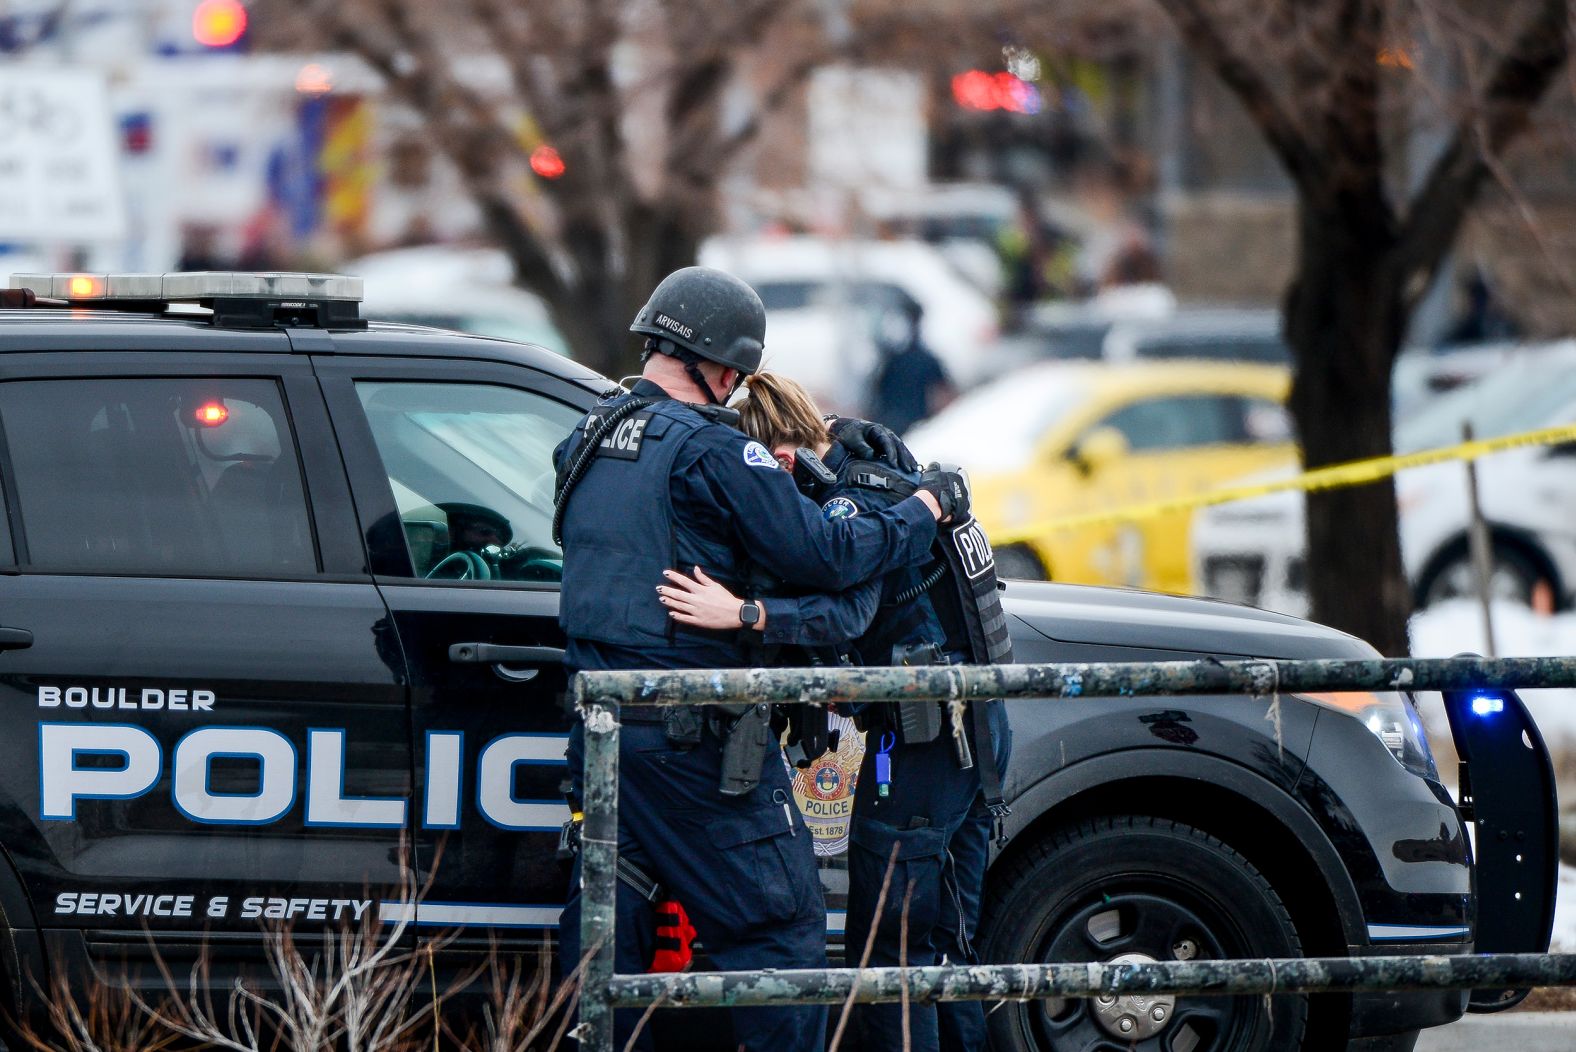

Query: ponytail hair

[736,372,831,451]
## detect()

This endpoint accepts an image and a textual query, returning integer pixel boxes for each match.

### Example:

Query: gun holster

[713,703,773,797]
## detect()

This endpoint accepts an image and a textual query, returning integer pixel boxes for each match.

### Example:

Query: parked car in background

[1390,341,1522,420]
[1193,343,1576,615]
[857,181,1019,296]
[907,360,1295,593]
[699,235,1001,388]
[1103,307,1289,364]
[345,246,570,355]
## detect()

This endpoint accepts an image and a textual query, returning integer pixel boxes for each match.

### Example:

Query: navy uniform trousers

[559,719,826,1052]
[844,700,1011,1052]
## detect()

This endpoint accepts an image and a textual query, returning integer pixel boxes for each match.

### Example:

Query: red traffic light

[193,0,248,49]
[530,145,565,180]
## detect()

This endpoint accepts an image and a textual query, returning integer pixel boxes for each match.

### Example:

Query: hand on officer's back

[658,567,758,631]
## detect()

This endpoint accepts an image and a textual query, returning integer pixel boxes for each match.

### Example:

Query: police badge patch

[742,441,778,469]
[821,496,859,520]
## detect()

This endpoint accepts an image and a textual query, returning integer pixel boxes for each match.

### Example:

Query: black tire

[1417,542,1543,609]
[995,544,1049,581]
[981,816,1308,1052]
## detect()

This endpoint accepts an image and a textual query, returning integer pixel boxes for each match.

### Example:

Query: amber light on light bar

[66,275,105,298]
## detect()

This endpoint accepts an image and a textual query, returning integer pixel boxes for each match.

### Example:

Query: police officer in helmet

[553,266,970,1051]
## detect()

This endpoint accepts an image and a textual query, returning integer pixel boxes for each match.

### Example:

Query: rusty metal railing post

[566,655,1576,1023]
[577,696,620,1052]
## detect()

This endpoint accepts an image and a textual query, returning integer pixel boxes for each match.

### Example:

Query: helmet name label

[653,313,695,341]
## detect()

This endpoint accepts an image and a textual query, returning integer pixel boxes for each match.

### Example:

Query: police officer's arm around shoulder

[683,427,962,593]
[658,566,882,648]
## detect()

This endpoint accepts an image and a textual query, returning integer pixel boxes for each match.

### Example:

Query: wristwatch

[738,600,762,627]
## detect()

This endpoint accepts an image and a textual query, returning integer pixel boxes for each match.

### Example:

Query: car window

[1395,354,1576,452]
[1136,334,1289,364]
[756,281,818,311]
[0,378,316,576]
[354,381,583,583]
[1094,394,1243,452]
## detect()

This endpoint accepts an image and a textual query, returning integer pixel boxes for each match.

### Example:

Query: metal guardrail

[570,656,1576,1051]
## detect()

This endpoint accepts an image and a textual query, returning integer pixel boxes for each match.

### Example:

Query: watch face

[740,602,760,625]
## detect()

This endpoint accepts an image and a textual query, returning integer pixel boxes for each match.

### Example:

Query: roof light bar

[8,271,363,303]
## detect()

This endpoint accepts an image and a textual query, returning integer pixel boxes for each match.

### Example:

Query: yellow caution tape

[991,422,1576,543]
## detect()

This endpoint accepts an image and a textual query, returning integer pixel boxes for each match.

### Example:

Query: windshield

[1396,354,1576,452]
[1137,334,1289,364]
[907,367,1088,472]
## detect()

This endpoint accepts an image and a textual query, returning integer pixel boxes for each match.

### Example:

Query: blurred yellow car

[906,361,1295,594]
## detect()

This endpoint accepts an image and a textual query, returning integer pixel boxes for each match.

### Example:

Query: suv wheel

[1418,543,1544,608]
[981,816,1308,1052]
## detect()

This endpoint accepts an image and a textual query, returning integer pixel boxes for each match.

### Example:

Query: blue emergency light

[1470,694,1505,716]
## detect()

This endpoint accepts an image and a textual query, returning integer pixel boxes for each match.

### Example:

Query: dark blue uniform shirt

[555,380,937,674]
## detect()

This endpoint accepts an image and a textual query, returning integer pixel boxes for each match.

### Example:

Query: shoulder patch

[742,441,778,469]
[821,495,860,521]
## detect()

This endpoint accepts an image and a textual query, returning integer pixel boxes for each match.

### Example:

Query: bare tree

[1154,0,1572,653]
[254,0,1076,380]
[250,0,856,379]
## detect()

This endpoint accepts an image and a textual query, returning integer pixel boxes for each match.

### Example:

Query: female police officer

[553,268,970,1052]
[659,371,1011,1052]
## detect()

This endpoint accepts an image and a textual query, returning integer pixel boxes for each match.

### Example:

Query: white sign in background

[0,69,127,242]
[807,67,927,191]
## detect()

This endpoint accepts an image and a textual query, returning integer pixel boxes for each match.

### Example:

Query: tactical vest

[838,457,1014,828]
[556,395,750,671]
[836,460,1013,669]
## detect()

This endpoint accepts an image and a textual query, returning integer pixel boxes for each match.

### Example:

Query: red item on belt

[649,899,697,972]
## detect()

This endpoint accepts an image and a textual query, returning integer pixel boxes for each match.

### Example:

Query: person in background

[867,298,956,436]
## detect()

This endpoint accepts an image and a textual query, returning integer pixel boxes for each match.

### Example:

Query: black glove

[917,463,970,522]
[828,417,920,474]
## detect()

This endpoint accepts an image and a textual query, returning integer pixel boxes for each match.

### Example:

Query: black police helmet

[630,267,765,375]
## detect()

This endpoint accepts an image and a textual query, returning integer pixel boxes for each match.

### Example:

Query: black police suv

[0,272,1556,1052]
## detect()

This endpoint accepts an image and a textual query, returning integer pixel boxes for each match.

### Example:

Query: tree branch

[1153,0,1328,201]
[305,0,569,301]
[1395,0,1572,301]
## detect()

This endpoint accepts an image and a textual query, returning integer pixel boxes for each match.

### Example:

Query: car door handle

[449,643,566,682]
[0,626,32,651]
[449,643,566,666]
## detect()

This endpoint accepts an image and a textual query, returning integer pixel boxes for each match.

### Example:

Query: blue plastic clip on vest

[875,732,895,798]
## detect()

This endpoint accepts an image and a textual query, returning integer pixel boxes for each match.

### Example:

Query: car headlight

[1304,691,1438,780]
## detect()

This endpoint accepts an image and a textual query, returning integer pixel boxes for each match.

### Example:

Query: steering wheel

[425,550,494,581]
[498,544,564,582]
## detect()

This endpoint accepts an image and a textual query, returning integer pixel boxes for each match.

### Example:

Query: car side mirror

[1069,426,1129,476]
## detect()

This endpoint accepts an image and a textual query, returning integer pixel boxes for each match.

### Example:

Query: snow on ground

[1408,599,1576,952]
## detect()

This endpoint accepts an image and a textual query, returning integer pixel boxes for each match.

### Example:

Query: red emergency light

[951,70,1041,115]
[193,0,248,49]
[530,145,566,180]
